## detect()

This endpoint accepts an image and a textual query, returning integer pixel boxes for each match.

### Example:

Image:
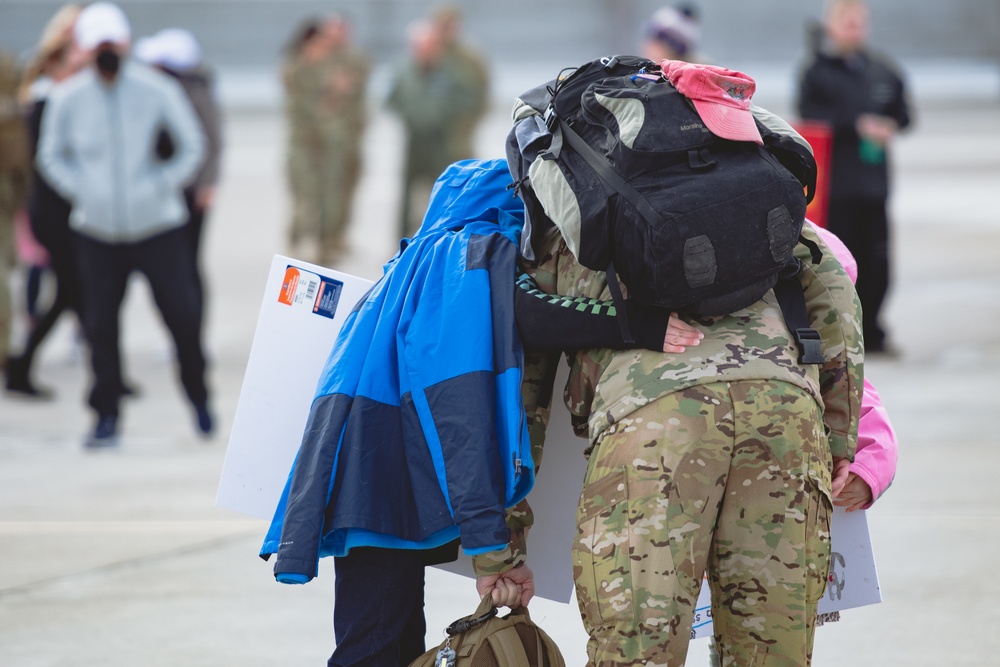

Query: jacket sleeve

[851,378,898,507]
[796,60,859,134]
[156,75,206,192]
[35,87,78,202]
[514,272,670,351]
[795,224,864,462]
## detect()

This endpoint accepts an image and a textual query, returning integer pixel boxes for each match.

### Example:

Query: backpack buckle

[795,327,824,365]
[542,104,558,132]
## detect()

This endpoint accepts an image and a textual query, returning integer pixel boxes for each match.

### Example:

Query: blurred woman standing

[4,4,86,398]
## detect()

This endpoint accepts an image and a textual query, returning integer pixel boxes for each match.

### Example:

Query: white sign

[216,255,373,520]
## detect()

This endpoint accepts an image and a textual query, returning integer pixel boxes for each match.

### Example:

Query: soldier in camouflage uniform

[430,5,490,161]
[386,19,487,239]
[283,16,370,266]
[0,51,30,368]
[475,222,864,666]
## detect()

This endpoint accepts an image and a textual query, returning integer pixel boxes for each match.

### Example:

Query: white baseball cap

[135,28,202,70]
[74,2,131,51]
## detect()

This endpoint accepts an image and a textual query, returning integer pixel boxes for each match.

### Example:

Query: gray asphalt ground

[2,65,999,666]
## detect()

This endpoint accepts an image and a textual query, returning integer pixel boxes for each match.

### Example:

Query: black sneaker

[85,415,119,449]
[5,375,55,400]
[4,357,54,400]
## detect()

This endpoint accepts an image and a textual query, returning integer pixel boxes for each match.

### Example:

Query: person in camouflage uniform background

[282,15,369,266]
[430,4,490,161]
[0,51,31,369]
[476,222,864,667]
[386,17,489,239]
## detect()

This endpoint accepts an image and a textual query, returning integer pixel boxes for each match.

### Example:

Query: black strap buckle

[795,327,824,365]
[446,605,498,636]
[542,104,558,132]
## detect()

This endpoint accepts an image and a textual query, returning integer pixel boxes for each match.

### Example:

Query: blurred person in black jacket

[135,27,222,296]
[796,0,911,355]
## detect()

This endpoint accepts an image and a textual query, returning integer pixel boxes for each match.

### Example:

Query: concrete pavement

[2,72,999,666]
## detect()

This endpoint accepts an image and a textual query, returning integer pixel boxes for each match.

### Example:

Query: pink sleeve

[808,220,858,283]
[850,378,898,508]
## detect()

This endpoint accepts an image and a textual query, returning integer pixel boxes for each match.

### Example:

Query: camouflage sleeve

[795,225,865,461]
[471,236,562,578]
[471,499,532,576]
[543,233,621,434]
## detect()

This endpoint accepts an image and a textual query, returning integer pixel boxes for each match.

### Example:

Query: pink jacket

[813,222,898,507]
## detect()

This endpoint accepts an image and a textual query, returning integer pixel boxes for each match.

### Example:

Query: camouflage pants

[573,380,833,667]
[287,143,361,266]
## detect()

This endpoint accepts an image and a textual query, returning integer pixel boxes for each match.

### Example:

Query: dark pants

[826,197,891,350]
[329,548,427,667]
[74,227,207,419]
[183,186,207,301]
[9,239,82,375]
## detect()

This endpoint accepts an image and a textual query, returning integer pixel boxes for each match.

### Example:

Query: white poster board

[219,257,881,624]
[216,255,373,520]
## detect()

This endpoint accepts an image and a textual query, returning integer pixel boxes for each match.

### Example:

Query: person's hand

[833,472,873,512]
[831,456,852,497]
[476,563,535,608]
[857,113,897,146]
[196,186,216,211]
[663,312,703,354]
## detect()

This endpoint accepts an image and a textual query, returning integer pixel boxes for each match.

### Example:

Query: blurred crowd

[1,2,494,449]
[1,0,907,454]
[0,2,221,446]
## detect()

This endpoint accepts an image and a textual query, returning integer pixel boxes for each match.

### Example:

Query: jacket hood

[415,159,525,245]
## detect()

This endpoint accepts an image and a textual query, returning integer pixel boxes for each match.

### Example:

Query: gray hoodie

[37,59,205,243]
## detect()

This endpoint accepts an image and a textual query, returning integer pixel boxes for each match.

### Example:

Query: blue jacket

[260,159,534,582]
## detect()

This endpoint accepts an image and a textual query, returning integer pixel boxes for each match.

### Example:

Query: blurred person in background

[281,15,370,267]
[135,27,223,308]
[430,4,489,161]
[4,3,87,399]
[36,2,210,447]
[640,3,704,64]
[386,17,486,239]
[0,49,30,378]
[796,0,911,356]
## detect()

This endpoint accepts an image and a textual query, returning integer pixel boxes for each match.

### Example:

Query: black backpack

[507,55,823,362]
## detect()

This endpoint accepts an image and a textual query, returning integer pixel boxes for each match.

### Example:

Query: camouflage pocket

[804,478,833,607]
[574,467,633,624]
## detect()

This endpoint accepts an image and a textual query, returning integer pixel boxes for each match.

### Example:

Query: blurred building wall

[2,0,999,71]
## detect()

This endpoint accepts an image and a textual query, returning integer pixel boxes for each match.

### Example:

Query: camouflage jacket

[283,48,370,147]
[472,223,864,576]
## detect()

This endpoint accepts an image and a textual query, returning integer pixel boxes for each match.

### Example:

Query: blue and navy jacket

[260,159,535,583]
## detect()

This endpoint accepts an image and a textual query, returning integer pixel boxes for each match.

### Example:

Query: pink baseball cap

[660,59,763,145]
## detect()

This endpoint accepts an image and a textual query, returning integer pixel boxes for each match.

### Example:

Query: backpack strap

[552,115,666,346]
[604,262,636,345]
[486,627,531,666]
[773,256,825,365]
[553,116,669,231]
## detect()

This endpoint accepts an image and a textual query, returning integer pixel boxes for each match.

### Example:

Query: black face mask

[96,50,121,78]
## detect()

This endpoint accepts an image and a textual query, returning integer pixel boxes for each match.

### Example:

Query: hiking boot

[194,403,214,438]
[85,415,119,449]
